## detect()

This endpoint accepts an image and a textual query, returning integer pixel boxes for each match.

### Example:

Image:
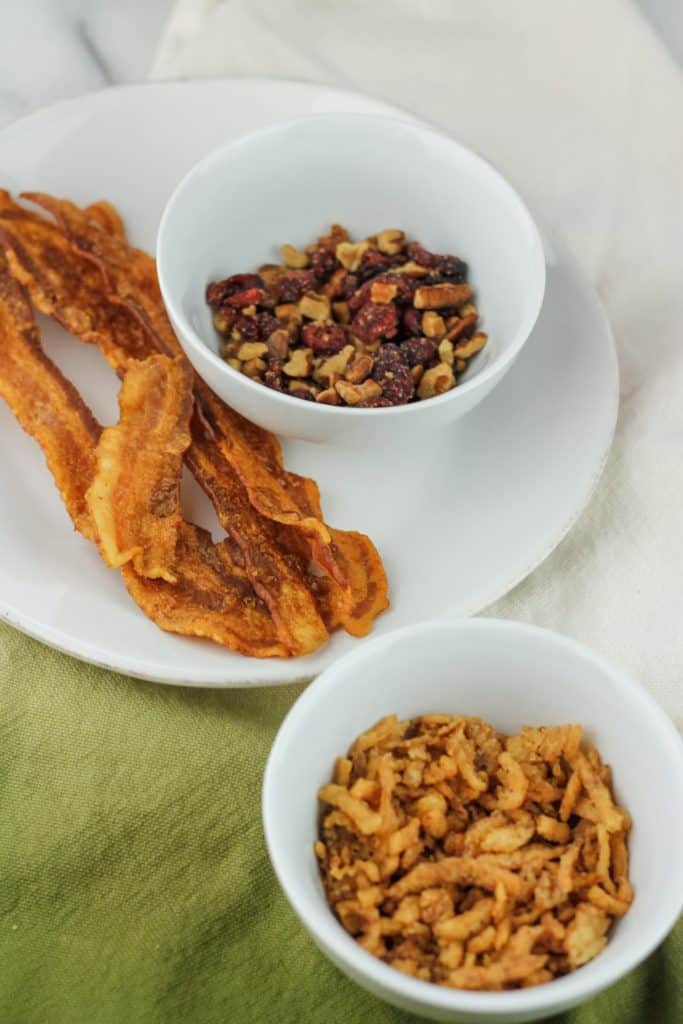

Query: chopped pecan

[445,313,478,342]
[414,283,473,310]
[351,302,399,344]
[345,354,374,384]
[302,320,347,355]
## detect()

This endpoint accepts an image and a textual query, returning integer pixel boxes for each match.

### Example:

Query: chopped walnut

[453,333,488,360]
[315,345,355,382]
[418,362,455,399]
[298,292,331,321]
[237,341,268,361]
[335,379,383,405]
[377,229,405,255]
[336,240,370,271]
[284,348,314,378]
[280,243,310,269]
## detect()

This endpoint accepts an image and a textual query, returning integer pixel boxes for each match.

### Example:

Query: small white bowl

[262,619,683,1023]
[157,113,545,445]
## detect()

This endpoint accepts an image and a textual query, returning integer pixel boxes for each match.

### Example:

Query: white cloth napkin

[151,0,683,725]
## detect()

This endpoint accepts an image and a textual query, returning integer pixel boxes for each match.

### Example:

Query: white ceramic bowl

[157,113,545,445]
[262,619,683,1023]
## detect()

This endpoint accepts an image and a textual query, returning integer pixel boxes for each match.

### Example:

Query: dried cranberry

[310,246,338,281]
[373,343,408,371]
[233,313,260,341]
[405,243,467,280]
[339,273,359,300]
[206,273,264,307]
[223,286,266,308]
[401,336,438,367]
[290,388,315,402]
[371,344,414,405]
[264,359,285,392]
[436,255,467,281]
[257,313,279,340]
[406,241,438,268]
[356,249,392,281]
[301,321,347,355]
[401,308,423,336]
[351,302,399,344]
[274,270,316,303]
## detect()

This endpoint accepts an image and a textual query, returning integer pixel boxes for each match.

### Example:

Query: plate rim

[0,79,619,687]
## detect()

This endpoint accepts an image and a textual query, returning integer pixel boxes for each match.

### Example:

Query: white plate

[0,80,618,687]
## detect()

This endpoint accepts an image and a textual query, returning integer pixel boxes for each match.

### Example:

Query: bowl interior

[158,113,545,387]
[263,619,683,1014]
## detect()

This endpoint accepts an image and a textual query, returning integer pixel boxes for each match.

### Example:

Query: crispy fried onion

[317,714,632,990]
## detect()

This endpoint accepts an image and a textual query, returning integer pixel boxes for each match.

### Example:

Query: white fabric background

[151,0,683,725]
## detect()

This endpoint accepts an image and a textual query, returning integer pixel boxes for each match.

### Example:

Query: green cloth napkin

[1,621,680,1024]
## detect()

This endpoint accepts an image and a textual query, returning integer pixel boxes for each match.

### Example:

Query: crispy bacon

[87,355,193,582]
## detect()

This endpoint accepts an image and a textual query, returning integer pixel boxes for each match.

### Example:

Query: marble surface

[0,0,679,132]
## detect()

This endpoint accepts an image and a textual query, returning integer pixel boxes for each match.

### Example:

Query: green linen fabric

[1,622,680,1024]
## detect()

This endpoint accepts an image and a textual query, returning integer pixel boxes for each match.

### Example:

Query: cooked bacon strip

[0,251,100,539]
[122,522,288,657]
[187,414,329,656]
[87,355,193,582]
[10,193,389,645]
[0,192,151,367]
[19,196,353,580]
[84,200,126,239]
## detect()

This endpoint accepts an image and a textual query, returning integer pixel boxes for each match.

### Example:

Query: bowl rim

[262,617,683,1015]
[157,110,547,418]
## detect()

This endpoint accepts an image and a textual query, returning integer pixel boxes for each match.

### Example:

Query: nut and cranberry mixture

[206,226,487,407]
[316,714,632,991]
